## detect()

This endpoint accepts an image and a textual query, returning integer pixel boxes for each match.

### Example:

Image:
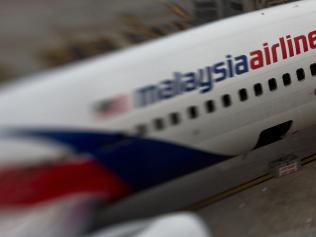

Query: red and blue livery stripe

[11,129,230,192]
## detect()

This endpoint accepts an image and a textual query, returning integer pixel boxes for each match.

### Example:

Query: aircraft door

[254,120,293,149]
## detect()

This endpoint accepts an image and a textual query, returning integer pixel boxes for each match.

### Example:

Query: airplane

[86,212,210,237]
[0,0,315,204]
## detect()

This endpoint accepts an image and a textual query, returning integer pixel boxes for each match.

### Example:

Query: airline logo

[135,30,316,107]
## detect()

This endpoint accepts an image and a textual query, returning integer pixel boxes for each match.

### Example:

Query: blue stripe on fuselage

[12,129,231,191]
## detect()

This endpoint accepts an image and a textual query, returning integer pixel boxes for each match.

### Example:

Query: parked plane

[0,1,315,200]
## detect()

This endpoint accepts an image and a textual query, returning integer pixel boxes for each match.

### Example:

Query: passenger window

[282,73,291,86]
[222,94,232,107]
[238,88,248,101]
[153,118,165,131]
[135,124,148,136]
[187,106,199,119]
[296,68,305,81]
[169,112,181,125]
[310,63,316,76]
[254,83,263,96]
[268,78,277,91]
[205,100,215,113]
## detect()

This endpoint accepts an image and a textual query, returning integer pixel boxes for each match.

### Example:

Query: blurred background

[0,0,299,83]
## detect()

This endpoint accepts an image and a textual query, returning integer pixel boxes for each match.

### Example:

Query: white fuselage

[0,1,316,166]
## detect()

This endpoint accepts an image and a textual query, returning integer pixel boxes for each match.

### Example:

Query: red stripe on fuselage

[0,159,130,207]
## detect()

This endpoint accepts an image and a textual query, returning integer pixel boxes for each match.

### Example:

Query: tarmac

[198,159,316,237]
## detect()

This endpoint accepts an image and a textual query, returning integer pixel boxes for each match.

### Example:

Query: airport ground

[198,158,316,237]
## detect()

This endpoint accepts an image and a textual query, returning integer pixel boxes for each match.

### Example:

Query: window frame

[153,118,165,131]
[205,99,215,113]
[296,68,305,81]
[282,73,291,86]
[222,94,232,107]
[169,112,181,125]
[238,88,248,101]
[268,78,278,91]
[187,105,199,119]
[254,83,263,96]
[135,124,148,136]
[310,63,316,76]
